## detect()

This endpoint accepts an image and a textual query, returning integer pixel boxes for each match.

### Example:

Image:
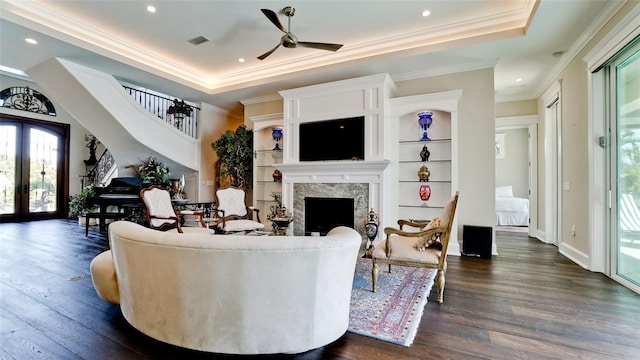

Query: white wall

[495,128,529,198]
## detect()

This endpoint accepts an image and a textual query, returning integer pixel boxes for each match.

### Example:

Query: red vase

[419,184,431,201]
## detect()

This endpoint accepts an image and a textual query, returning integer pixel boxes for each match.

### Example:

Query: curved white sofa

[90,221,361,355]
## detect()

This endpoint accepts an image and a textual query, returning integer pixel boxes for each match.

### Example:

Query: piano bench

[85,212,125,236]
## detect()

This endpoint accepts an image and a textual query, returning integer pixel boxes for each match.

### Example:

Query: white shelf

[251,114,284,220]
[396,109,452,222]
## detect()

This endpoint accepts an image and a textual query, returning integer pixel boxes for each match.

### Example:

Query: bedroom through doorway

[495,116,538,236]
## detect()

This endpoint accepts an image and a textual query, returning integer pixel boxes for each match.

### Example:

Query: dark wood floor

[1,220,639,360]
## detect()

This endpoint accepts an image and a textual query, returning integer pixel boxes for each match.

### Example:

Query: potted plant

[127,156,170,186]
[69,185,96,224]
[211,125,253,190]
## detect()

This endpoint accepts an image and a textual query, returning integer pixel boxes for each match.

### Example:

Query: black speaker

[462,225,492,258]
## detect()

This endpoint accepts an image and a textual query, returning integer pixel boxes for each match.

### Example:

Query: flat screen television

[299,116,364,161]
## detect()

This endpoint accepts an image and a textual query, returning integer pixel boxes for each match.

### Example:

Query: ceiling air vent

[188,36,209,45]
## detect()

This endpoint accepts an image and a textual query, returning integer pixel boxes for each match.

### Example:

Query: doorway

[0,117,69,221]
[495,115,538,238]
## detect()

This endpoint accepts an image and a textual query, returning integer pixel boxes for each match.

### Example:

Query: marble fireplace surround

[277,161,389,238]
[292,183,369,237]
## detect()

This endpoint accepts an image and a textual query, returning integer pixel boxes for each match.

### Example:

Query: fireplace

[304,197,354,235]
[292,183,368,236]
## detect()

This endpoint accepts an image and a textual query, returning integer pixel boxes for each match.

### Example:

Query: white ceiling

[0,0,618,111]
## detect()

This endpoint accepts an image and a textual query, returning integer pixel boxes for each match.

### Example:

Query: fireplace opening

[304,197,354,236]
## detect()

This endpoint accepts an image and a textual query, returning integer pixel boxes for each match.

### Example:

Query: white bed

[496,186,529,226]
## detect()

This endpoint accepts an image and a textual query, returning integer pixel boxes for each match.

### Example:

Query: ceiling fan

[257,6,344,60]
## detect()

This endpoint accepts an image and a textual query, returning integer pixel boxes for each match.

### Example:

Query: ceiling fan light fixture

[257,6,344,60]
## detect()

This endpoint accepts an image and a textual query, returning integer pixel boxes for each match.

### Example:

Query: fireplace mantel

[276,160,390,178]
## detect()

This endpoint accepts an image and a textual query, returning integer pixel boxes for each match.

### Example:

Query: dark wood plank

[0,220,639,359]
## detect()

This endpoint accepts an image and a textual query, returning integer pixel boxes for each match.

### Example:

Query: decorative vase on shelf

[419,184,432,201]
[272,127,283,150]
[420,145,430,161]
[418,165,431,182]
[272,169,282,182]
[418,111,433,141]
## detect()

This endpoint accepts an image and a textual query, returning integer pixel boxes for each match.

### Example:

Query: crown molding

[239,94,282,106]
[2,0,538,95]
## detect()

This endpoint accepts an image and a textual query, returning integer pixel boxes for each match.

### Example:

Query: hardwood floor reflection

[1,220,638,359]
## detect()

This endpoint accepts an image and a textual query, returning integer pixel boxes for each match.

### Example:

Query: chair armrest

[149,215,183,233]
[383,226,448,257]
[249,206,261,223]
[397,219,430,230]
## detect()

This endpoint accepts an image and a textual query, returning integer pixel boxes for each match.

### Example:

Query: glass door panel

[615,43,640,287]
[0,125,17,215]
[28,128,58,213]
[0,119,66,221]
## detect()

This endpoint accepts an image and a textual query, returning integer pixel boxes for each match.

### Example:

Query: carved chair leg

[436,269,445,304]
[372,261,379,292]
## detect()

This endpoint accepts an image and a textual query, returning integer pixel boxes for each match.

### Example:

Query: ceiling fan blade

[257,41,282,60]
[261,9,286,33]
[296,42,343,52]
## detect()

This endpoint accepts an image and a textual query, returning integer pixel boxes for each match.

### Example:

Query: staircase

[26,57,200,178]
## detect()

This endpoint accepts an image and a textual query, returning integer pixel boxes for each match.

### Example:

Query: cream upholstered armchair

[140,185,204,233]
[213,186,265,233]
[371,191,459,304]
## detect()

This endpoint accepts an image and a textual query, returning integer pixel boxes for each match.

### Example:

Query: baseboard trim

[559,242,590,270]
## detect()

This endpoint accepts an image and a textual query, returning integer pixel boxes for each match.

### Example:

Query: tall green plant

[211,125,253,189]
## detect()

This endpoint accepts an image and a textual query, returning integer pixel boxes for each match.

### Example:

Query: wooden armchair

[140,185,204,233]
[371,191,459,304]
[212,186,265,233]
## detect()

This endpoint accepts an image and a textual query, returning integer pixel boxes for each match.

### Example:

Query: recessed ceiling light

[238,58,246,63]
[422,10,431,17]
[146,5,156,13]
[25,38,37,45]
[515,78,523,82]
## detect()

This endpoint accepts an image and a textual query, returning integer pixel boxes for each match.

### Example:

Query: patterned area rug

[348,258,437,346]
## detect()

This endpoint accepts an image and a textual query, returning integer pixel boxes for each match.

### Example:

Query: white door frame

[496,115,539,239]
[542,81,562,246]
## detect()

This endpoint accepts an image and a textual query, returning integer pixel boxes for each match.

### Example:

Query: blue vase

[418,112,433,141]
[272,128,283,150]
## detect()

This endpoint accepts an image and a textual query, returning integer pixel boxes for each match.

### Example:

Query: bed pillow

[496,186,514,198]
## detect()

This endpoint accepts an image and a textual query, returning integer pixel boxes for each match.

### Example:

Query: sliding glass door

[612,41,640,289]
[0,118,68,221]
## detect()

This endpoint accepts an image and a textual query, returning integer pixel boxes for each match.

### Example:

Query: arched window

[0,86,56,116]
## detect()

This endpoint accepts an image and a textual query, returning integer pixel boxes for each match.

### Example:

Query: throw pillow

[495,185,514,198]
[415,217,443,251]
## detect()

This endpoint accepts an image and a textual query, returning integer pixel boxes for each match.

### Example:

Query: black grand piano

[86,177,145,235]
